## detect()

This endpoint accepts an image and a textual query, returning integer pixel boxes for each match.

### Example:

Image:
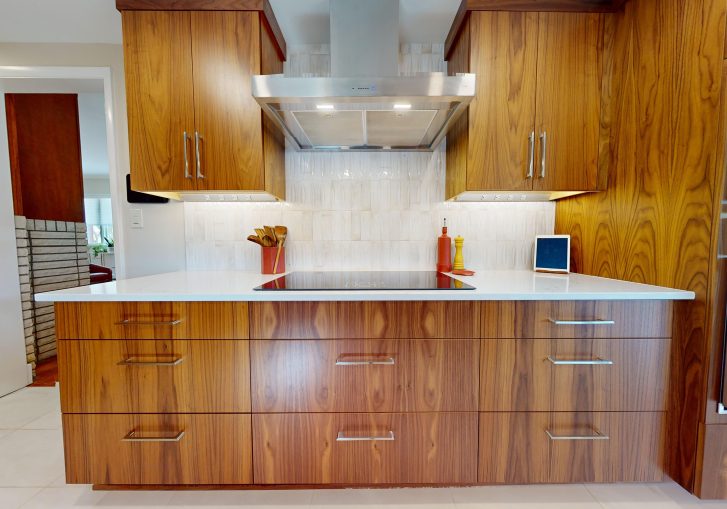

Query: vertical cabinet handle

[526,131,535,179]
[195,131,204,179]
[183,131,192,179]
[539,131,547,178]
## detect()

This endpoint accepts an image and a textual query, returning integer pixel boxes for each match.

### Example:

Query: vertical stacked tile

[27,219,90,362]
[183,44,556,272]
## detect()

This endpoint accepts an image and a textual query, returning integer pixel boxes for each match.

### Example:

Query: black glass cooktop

[254,271,475,291]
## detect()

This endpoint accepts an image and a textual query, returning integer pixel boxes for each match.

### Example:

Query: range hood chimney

[330,0,399,78]
[251,0,475,152]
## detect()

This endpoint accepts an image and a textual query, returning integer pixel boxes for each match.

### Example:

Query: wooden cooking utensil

[247,235,264,246]
[273,225,288,274]
[262,235,275,247]
[264,226,276,244]
[255,228,266,241]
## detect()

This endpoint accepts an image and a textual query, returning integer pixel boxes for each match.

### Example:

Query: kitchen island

[36,270,693,488]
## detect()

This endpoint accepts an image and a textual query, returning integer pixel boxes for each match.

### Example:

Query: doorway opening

[0,69,121,388]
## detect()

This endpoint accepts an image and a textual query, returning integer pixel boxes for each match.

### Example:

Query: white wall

[77,92,109,177]
[0,43,187,278]
[0,84,32,394]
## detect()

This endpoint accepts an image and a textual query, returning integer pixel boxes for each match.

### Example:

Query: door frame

[0,66,124,278]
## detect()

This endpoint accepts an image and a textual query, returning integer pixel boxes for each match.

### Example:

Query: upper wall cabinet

[445,10,605,199]
[119,2,286,199]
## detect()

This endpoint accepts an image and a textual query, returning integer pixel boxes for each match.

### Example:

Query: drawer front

[479,412,665,484]
[251,340,479,412]
[480,338,669,411]
[58,339,250,413]
[56,301,249,340]
[482,301,672,339]
[63,413,253,485]
[253,412,478,484]
[249,301,480,339]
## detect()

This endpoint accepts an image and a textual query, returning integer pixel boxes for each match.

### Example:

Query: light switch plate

[129,208,143,228]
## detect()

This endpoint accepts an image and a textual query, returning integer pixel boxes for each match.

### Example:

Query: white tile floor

[1,387,727,508]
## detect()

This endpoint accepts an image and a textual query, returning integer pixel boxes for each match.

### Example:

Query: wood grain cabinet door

[250,340,479,412]
[191,11,264,191]
[533,13,603,192]
[480,338,670,411]
[122,11,197,192]
[479,412,665,484]
[466,11,538,192]
[58,339,250,413]
[63,413,252,485]
[253,413,478,484]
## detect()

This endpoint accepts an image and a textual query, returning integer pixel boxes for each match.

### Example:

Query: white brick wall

[15,217,90,366]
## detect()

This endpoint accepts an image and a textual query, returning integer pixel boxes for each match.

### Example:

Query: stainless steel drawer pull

[547,356,613,366]
[119,356,185,367]
[548,319,615,326]
[122,430,185,442]
[545,429,609,441]
[335,355,395,366]
[336,431,395,442]
[116,319,183,326]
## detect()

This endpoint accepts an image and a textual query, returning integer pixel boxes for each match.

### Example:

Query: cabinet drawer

[480,338,669,411]
[479,412,665,484]
[253,413,478,484]
[56,301,249,340]
[58,339,250,413]
[249,301,480,339]
[63,413,252,485]
[482,301,672,338]
[251,340,479,412]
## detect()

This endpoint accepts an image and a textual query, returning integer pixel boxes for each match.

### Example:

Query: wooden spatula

[273,225,288,274]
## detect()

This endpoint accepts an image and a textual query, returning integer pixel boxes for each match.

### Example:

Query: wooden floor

[30,356,58,387]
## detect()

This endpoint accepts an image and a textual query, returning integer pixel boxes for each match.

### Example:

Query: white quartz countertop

[34,270,695,302]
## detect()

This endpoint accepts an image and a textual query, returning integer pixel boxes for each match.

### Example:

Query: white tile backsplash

[183,44,556,271]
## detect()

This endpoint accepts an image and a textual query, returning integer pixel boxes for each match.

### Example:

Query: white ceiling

[0,0,460,45]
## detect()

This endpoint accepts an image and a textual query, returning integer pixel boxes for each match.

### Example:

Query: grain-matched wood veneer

[116,0,287,61]
[63,413,253,485]
[249,301,480,339]
[250,340,479,412]
[480,338,670,411]
[532,12,603,191]
[55,302,249,340]
[122,11,197,192]
[479,411,666,484]
[191,11,263,192]
[58,339,250,413]
[481,300,672,338]
[462,11,538,192]
[554,0,727,492]
[253,412,478,484]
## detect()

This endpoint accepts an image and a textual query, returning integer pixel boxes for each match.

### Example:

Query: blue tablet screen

[536,237,569,271]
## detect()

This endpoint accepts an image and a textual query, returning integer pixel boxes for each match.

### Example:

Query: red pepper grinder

[436,218,452,272]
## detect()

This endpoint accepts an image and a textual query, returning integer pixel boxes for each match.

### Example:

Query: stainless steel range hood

[252,0,475,152]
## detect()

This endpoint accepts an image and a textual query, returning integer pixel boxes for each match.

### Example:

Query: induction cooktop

[254,271,475,291]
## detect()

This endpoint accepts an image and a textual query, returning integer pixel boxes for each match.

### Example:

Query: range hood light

[316,104,335,110]
[393,103,412,110]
